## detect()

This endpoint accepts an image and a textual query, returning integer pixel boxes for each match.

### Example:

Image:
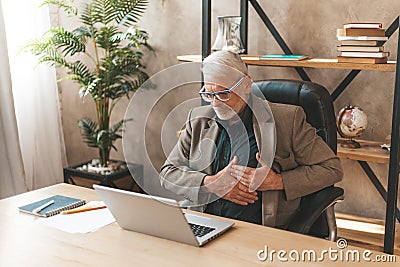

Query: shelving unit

[183,0,400,254]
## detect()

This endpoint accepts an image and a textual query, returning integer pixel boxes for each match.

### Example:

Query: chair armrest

[286,186,344,236]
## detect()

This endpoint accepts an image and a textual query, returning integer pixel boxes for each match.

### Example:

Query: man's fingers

[230,167,258,186]
[237,182,257,195]
[229,155,238,166]
[230,165,253,179]
[223,183,258,205]
[234,192,258,204]
[236,188,258,204]
[223,191,249,206]
[230,168,246,180]
[229,199,248,206]
[231,164,247,172]
[225,194,255,205]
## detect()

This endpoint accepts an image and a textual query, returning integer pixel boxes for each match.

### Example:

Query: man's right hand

[221,181,258,205]
[202,156,258,206]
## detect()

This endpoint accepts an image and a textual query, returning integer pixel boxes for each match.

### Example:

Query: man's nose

[211,97,223,107]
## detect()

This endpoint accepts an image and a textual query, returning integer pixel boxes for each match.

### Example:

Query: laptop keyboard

[189,223,216,237]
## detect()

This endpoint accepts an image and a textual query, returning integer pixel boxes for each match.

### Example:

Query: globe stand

[340,138,361,149]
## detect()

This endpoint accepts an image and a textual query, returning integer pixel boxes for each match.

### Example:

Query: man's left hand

[230,152,284,191]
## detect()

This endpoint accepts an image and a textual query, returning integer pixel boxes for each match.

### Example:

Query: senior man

[160,51,343,228]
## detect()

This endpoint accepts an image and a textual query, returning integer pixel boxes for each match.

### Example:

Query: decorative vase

[212,16,245,53]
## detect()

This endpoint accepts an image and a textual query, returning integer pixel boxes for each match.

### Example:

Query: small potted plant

[24,0,152,190]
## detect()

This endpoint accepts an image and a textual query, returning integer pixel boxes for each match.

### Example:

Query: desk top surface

[0,184,397,266]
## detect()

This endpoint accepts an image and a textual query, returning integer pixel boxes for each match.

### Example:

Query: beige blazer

[160,95,343,227]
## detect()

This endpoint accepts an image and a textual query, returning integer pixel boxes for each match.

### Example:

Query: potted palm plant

[24,0,151,190]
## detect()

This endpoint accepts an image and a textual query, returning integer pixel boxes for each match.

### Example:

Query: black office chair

[252,79,344,241]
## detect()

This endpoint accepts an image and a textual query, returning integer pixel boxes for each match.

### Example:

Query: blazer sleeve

[159,109,207,204]
[280,107,343,201]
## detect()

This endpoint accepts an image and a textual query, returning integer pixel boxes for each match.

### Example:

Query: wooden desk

[0,184,397,266]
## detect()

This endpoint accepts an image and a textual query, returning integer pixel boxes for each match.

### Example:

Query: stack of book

[336,22,389,64]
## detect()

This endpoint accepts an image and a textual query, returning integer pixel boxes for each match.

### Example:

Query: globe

[336,105,368,148]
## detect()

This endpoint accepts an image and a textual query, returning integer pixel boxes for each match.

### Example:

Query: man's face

[203,76,250,120]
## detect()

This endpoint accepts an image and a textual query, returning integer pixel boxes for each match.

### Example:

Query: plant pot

[63,159,143,193]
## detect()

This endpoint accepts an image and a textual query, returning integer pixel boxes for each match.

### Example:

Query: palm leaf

[70,61,93,80]
[80,3,97,26]
[105,119,132,151]
[96,26,120,51]
[79,77,101,100]
[111,119,131,133]
[114,0,148,27]
[72,26,92,45]
[90,0,115,25]
[96,130,111,149]
[78,118,99,148]
[41,0,78,16]
[48,27,86,56]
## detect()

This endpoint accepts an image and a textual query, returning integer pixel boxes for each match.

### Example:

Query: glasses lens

[216,92,230,102]
[200,93,214,102]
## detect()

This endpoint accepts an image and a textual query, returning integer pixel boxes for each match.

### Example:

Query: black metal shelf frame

[201,0,400,254]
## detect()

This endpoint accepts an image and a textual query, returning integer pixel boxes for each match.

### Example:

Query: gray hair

[202,51,248,86]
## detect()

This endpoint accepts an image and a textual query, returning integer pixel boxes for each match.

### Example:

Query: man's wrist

[274,173,284,190]
[259,171,284,191]
[202,175,213,186]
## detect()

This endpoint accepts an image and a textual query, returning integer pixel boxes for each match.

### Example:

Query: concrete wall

[57,0,400,219]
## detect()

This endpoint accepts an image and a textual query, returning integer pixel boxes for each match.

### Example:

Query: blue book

[259,54,309,61]
[18,195,86,217]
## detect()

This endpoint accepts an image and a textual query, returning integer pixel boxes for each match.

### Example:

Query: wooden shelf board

[177,55,396,72]
[337,139,390,164]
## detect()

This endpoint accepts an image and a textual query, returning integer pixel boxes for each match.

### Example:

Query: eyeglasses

[199,76,246,102]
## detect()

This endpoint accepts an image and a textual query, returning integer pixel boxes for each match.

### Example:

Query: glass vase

[211,16,245,53]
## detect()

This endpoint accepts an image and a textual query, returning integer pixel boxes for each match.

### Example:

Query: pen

[32,200,55,214]
[61,205,107,215]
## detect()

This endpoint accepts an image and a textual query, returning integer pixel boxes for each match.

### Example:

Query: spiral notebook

[18,195,86,217]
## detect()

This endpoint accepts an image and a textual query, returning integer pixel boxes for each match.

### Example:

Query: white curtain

[0,0,66,196]
[0,1,27,198]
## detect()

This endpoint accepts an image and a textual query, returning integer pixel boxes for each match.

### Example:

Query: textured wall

[58,0,400,219]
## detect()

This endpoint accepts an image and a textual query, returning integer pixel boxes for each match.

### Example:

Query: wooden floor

[336,213,400,255]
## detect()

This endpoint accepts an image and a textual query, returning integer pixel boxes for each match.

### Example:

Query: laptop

[93,184,234,246]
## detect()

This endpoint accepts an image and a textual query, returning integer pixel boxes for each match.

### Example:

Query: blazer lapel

[193,118,219,212]
[197,118,220,175]
[250,94,280,227]
[251,95,276,168]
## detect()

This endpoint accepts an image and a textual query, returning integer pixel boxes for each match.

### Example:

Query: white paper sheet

[37,201,116,234]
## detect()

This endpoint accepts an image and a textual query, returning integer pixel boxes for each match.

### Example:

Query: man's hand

[202,156,258,206]
[221,181,258,205]
[230,153,284,191]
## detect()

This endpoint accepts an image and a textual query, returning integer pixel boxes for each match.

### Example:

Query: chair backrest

[252,79,337,153]
[252,79,338,237]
